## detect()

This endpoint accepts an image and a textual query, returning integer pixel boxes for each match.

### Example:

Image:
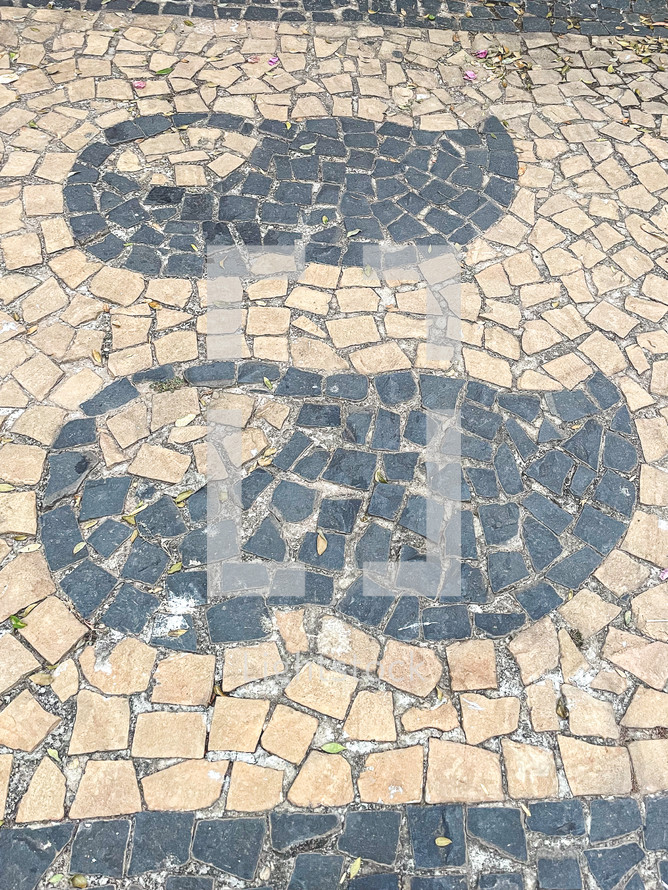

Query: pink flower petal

[132,80,146,89]
[475,50,488,58]
[464,70,477,80]
[661,567,668,581]
[268,56,279,65]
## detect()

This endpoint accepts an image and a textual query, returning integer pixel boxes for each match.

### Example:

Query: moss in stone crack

[150,377,186,393]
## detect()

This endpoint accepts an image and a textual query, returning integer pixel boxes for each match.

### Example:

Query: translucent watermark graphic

[205,242,463,686]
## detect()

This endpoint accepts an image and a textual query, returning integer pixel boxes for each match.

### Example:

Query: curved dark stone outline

[64,113,519,278]
[38,361,639,651]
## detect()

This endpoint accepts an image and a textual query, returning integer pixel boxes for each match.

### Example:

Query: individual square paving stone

[41,505,86,571]
[372,409,401,451]
[300,532,346,571]
[79,476,132,521]
[420,376,464,413]
[399,496,444,542]
[319,498,361,534]
[423,605,471,641]
[353,877,401,890]
[241,469,274,509]
[444,511,478,562]
[136,496,187,537]
[274,432,313,471]
[643,797,668,849]
[520,472,571,523]
[516,583,562,621]
[441,562,487,605]
[584,845,644,890]
[506,419,537,460]
[60,560,116,618]
[563,420,603,469]
[207,595,270,643]
[407,805,466,868]
[498,393,540,423]
[479,503,519,546]
[467,468,499,498]
[19,596,86,663]
[524,517,562,570]
[385,596,420,641]
[0,824,74,890]
[87,519,132,557]
[475,613,525,636]
[546,548,603,588]
[80,378,139,416]
[573,504,626,555]
[345,412,372,446]
[356,522,391,569]
[297,404,341,427]
[590,799,641,843]
[494,443,523,495]
[603,432,638,472]
[537,859,582,890]
[526,801,585,837]
[546,391,596,423]
[152,615,197,652]
[287,854,344,890]
[294,449,330,481]
[587,371,621,410]
[128,812,194,875]
[593,471,636,517]
[325,374,368,401]
[488,551,529,593]
[461,403,503,441]
[43,452,96,509]
[180,530,206,567]
[369,483,405,521]
[270,813,339,853]
[122,538,169,585]
[375,371,417,406]
[276,368,322,397]
[338,811,401,866]
[385,453,420,482]
[338,575,394,628]
[101,583,159,635]
[70,818,130,878]
[527,452,574,496]
[468,807,527,862]
[569,466,595,497]
[243,517,286,562]
[538,419,562,445]
[192,818,266,880]
[324,448,377,490]
[272,480,316,522]
[52,418,97,450]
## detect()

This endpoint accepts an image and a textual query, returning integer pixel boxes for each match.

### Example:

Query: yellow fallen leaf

[435,837,452,847]
[73,541,86,554]
[316,531,328,555]
[91,350,102,364]
[18,542,40,553]
[167,561,183,574]
[167,628,188,637]
[0,483,15,492]
[175,413,196,427]
[349,858,362,878]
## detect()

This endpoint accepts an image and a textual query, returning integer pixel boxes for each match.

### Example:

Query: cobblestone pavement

[1,8,668,890]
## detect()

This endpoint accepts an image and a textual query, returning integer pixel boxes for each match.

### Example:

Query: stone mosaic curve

[63,113,519,278]
[39,363,639,651]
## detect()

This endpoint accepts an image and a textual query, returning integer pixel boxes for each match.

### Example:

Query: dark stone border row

[2,0,668,39]
[4,798,668,889]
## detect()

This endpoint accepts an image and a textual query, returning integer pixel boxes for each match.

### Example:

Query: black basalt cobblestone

[63,116,519,278]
